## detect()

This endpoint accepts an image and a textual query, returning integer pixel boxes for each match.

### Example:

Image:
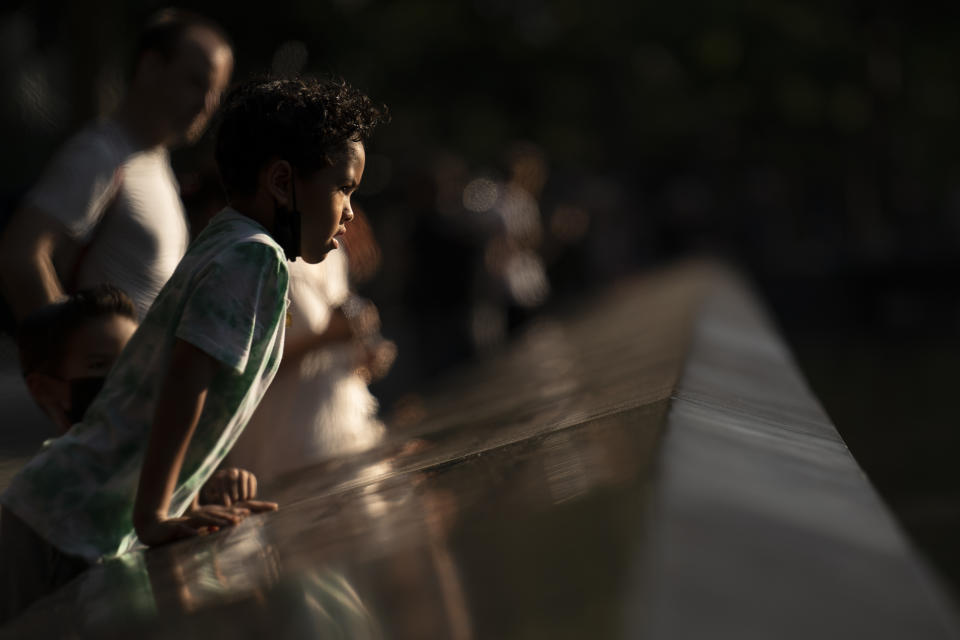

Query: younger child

[0,76,386,623]
[16,284,138,435]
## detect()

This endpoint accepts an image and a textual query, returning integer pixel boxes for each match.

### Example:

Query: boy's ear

[265,159,294,208]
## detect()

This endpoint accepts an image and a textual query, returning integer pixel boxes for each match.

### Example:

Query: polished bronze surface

[2,266,698,638]
[4,263,958,639]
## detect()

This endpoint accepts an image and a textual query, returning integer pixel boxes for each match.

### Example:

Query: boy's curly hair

[214,77,388,198]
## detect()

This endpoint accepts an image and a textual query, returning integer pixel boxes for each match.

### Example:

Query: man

[0,10,233,321]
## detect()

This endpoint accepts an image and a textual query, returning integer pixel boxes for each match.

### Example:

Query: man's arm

[133,339,245,546]
[0,206,72,321]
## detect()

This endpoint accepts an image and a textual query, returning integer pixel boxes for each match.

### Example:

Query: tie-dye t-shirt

[1,209,289,562]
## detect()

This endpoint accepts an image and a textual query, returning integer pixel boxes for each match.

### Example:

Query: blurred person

[226,247,397,482]
[404,166,486,379]
[0,76,386,623]
[0,9,234,322]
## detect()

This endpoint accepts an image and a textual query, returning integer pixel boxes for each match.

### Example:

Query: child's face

[296,140,366,264]
[59,314,138,380]
[27,313,137,433]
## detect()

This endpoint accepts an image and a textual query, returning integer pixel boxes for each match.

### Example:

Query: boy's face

[26,313,137,433]
[296,140,366,264]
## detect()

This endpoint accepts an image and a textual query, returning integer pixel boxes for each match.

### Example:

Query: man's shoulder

[21,121,135,235]
[54,120,134,169]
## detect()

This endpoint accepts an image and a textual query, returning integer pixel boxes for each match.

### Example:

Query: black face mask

[274,178,301,260]
[66,376,107,425]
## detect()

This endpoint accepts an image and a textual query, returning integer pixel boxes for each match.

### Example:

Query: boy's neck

[228,194,276,232]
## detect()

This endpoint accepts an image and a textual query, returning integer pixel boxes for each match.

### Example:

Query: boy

[0,77,386,622]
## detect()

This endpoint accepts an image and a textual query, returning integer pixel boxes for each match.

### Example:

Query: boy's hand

[187,501,279,535]
[188,501,279,522]
[200,467,259,506]
[136,505,249,547]
[137,502,279,547]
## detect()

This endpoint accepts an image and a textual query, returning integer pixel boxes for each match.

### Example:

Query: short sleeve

[176,242,286,373]
[22,127,125,240]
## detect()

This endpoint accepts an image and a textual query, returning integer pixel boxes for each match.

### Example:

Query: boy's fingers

[246,473,257,500]
[221,507,250,523]
[229,469,241,503]
[236,500,278,513]
[192,517,232,529]
[188,512,235,527]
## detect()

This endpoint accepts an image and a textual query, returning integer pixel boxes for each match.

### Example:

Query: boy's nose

[343,205,355,223]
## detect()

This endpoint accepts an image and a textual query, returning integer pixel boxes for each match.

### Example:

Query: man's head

[18,285,138,433]
[130,9,234,146]
[214,78,387,263]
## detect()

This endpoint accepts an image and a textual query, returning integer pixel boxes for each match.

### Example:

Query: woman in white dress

[226,249,395,482]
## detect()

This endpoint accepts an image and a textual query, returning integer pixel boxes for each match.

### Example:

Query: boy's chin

[299,244,335,264]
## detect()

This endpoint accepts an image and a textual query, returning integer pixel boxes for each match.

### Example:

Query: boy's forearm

[133,339,217,534]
